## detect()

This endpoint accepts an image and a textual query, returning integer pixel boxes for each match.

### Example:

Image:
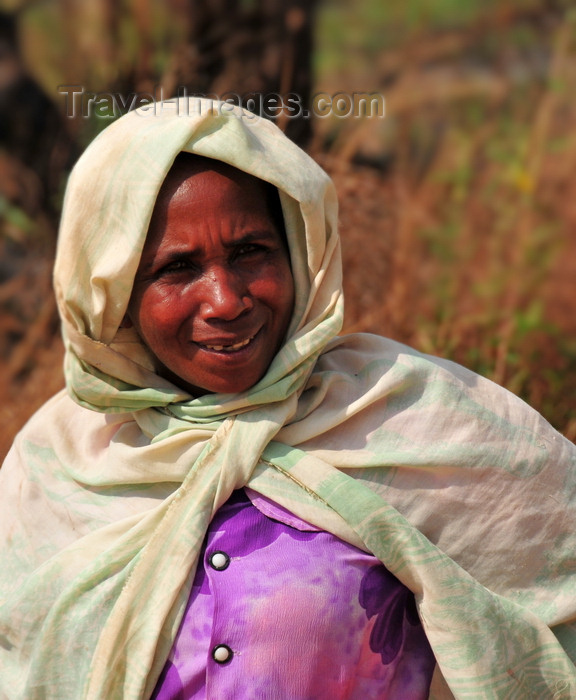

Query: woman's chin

[158,336,276,396]
[161,365,263,397]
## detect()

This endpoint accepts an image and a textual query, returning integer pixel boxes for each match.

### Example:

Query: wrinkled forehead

[154,153,286,239]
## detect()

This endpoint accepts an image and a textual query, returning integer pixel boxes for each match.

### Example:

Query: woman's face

[128,159,295,396]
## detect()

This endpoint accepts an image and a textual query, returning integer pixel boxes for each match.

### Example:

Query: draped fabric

[1,98,576,700]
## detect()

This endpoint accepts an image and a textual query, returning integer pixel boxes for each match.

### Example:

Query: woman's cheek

[257,263,293,302]
[131,285,173,340]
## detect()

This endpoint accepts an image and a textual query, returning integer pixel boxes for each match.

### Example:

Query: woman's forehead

[152,153,286,241]
[161,154,262,196]
[159,157,262,201]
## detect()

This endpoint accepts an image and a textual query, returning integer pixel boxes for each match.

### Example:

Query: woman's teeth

[203,336,253,352]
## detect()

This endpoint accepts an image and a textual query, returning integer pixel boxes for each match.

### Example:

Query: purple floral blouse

[152,489,435,699]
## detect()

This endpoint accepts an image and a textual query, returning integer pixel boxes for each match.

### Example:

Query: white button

[212,644,233,664]
[209,551,230,571]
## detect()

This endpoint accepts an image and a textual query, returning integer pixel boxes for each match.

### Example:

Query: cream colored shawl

[1,98,576,700]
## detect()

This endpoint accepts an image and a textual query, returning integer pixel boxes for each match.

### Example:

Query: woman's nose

[200,268,252,321]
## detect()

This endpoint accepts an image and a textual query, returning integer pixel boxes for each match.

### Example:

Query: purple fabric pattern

[153,661,186,700]
[360,564,433,665]
[152,490,436,699]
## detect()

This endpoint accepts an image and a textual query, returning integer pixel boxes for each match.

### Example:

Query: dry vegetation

[1,0,576,461]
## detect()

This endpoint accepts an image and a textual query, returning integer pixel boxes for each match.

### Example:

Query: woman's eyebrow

[139,230,279,270]
[138,248,196,273]
[224,230,280,247]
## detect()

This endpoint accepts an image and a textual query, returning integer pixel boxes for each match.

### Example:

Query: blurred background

[1,0,575,460]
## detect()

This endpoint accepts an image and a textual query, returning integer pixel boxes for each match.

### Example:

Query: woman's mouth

[199,334,255,353]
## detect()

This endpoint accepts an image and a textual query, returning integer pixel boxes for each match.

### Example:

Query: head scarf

[1,98,576,700]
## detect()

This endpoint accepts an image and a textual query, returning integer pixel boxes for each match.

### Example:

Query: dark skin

[128,157,295,396]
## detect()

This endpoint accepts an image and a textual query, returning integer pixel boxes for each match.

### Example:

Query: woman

[1,97,575,699]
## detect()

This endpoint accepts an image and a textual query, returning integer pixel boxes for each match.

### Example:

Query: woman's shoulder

[317,332,484,390]
[321,331,518,398]
[313,331,570,452]
[2,389,134,468]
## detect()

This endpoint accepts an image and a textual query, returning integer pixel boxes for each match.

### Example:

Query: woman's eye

[168,260,187,270]
[236,244,266,258]
[158,259,193,275]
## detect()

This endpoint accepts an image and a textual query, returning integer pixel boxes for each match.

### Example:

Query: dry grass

[316,11,576,441]
[0,240,64,460]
